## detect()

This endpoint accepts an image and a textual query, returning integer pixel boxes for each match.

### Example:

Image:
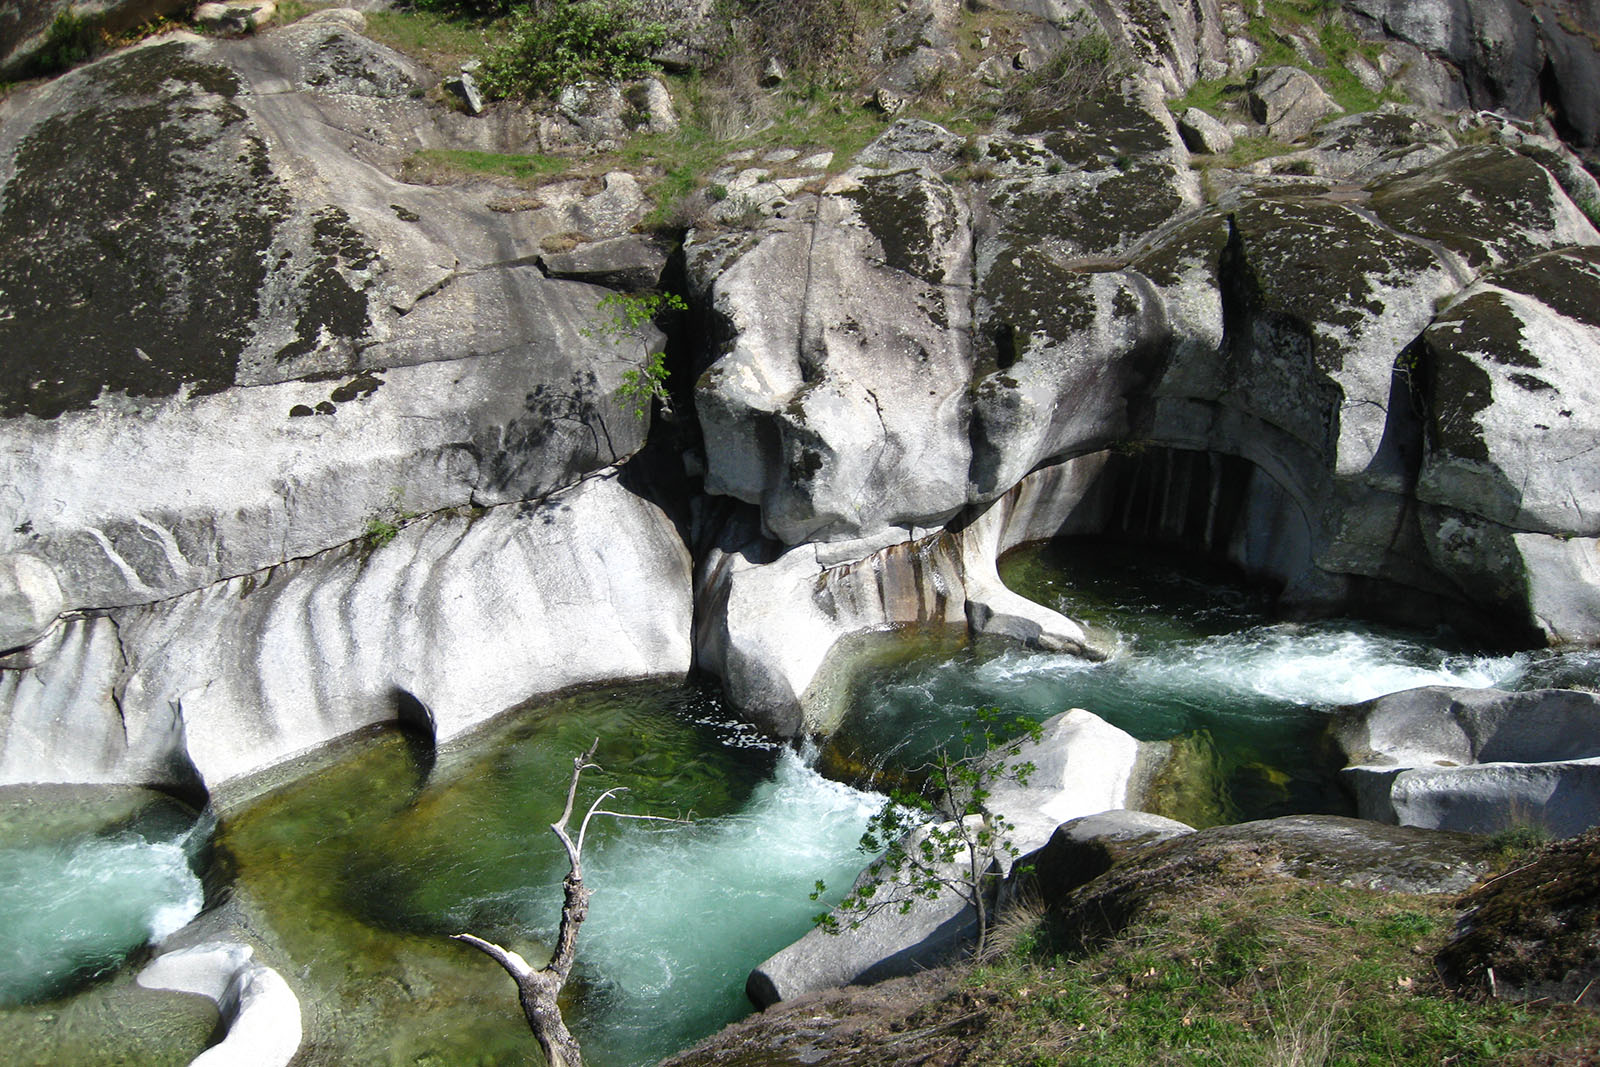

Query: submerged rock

[139,941,302,1067]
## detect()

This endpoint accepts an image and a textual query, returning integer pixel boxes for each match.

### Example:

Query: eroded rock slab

[0,473,693,793]
[1334,686,1600,837]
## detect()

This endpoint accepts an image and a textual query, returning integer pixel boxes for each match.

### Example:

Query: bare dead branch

[454,739,686,1067]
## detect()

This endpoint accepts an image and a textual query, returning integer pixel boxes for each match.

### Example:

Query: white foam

[0,832,204,1004]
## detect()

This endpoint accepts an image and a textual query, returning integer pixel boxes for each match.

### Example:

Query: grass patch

[1210,135,1298,169]
[1486,824,1552,866]
[273,0,339,23]
[1175,3,1402,121]
[1170,76,1245,117]
[401,148,571,184]
[362,9,494,75]
[959,880,1599,1066]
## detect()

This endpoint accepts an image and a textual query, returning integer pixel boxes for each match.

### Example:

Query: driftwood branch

[453,740,686,1067]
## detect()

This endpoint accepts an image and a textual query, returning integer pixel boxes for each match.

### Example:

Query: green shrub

[584,291,688,419]
[29,9,103,76]
[405,0,518,18]
[478,0,667,99]
[729,0,889,77]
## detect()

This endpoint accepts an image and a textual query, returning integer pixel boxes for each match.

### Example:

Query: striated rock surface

[0,473,694,795]
[694,454,1112,738]
[0,33,658,618]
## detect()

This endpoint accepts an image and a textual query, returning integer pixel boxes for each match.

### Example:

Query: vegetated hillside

[666,825,1600,1066]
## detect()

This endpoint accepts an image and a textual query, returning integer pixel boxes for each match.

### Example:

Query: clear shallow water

[214,682,884,1067]
[825,541,1600,826]
[11,540,1600,1065]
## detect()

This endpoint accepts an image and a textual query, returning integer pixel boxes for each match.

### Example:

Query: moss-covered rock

[1371,145,1597,272]
[1438,828,1600,1006]
[0,42,285,419]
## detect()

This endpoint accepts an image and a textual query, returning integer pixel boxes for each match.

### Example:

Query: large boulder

[691,150,975,547]
[1132,187,1460,610]
[969,89,1194,497]
[0,33,660,618]
[985,709,1172,852]
[692,97,1194,549]
[1371,145,1598,272]
[1332,686,1600,837]
[694,456,1113,738]
[1343,0,1600,149]
[1417,247,1600,638]
[1022,809,1196,902]
[1246,66,1341,140]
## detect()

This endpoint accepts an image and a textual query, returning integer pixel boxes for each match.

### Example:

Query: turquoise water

[0,788,203,1007]
[212,682,883,1067]
[825,541,1586,826]
[8,539,1600,1065]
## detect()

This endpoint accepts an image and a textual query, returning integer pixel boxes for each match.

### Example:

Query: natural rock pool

[4,541,1599,1065]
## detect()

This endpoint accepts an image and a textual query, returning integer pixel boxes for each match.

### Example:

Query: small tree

[813,710,1043,960]
[582,290,687,420]
[453,741,681,1067]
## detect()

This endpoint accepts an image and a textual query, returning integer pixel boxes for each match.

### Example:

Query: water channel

[3,540,1597,1065]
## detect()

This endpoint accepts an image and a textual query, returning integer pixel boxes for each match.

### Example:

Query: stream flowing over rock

[748,708,1169,1007]
[5,0,1600,1059]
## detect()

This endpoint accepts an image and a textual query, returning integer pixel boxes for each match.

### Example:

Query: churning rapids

[3,542,1597,1065]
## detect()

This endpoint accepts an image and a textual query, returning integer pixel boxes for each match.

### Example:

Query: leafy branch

[813,709,1043,959]
[583,290,687,420]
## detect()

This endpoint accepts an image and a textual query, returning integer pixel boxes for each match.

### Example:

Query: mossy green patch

[275,207,376,364]
[1489,246,1600,331]
[1133,209,1231,289]
[1422,292,1533,464]
[985,160,1184,261]
[1012,94,1171,167]
[1230,194,1440,351]
[840,170,960,287]
[978,248,1098,358]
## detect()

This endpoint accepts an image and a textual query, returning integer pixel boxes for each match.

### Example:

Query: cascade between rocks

[5,1,1600,1062]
